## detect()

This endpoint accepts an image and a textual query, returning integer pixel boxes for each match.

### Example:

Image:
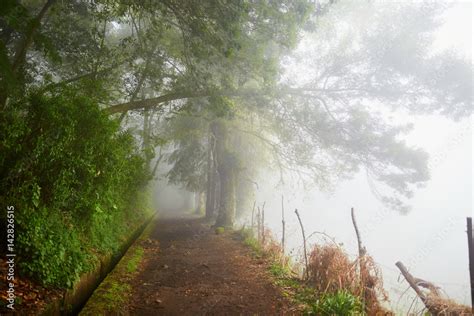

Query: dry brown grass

[357,255,391,315]
[307,243,392,315]
[307,243,356,293]
[425,295,472,315]
[260,230,291,266]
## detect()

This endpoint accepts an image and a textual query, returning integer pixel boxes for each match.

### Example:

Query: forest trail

[126,216,293,315]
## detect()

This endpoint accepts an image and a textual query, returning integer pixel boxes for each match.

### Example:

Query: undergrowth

[307,244,391,315]
[0,91,153,288]
[238,227,387,315]
[311,290,364,315]
[102,282,131,305]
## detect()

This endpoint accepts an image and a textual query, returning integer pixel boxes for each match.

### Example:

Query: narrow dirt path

[127,216,294,315]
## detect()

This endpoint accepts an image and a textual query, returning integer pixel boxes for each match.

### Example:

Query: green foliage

[214,227,225,235]
[126,247,144,273]
[99,282,131,307]
[310,290,364,316]
[165,102,210,193]
[269,261,291,278]
[208,95,236,119]
[16,207,92,288]
[241,231,263,257]
[0,92,150,288]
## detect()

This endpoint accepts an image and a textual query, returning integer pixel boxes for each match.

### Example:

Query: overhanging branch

[104,90,212,114]
[103,86,341,115]
[104,89,262,115]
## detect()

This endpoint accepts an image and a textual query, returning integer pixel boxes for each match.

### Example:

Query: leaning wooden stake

[467,217,474,312]
[351,208,365,293]
[295,209,309,280]
[281,195,285,256]
[352,207,372,311]
[395,261,438,315]
[351,207,365,259]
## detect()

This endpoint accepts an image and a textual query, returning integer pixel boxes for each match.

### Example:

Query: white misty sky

[434,0,472,59]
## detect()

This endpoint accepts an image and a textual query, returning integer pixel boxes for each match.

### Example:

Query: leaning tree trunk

[213,120,236,228]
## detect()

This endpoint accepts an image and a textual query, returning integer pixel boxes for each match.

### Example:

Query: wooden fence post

[251,200,256,231]
[256,207,261,244]
[261,203,265,245]
[281,195,285,256]
[467,217,474,312]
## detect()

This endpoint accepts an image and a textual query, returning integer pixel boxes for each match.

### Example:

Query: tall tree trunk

[205,125,217,220]
[215,162,235,227]
[1,0,56,109]
[213,120,236,228]
[11,0,56,74]
[194,191,205,215]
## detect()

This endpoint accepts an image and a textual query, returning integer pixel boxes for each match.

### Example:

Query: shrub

[16,207,92,287]
[215,226,225,234]
[0,91,150,288]
[311,290,364,315]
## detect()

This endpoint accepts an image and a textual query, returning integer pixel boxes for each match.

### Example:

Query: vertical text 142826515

[6,205,16,310]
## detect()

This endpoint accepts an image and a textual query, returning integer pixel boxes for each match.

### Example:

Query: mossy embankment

[79,216,158,315]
